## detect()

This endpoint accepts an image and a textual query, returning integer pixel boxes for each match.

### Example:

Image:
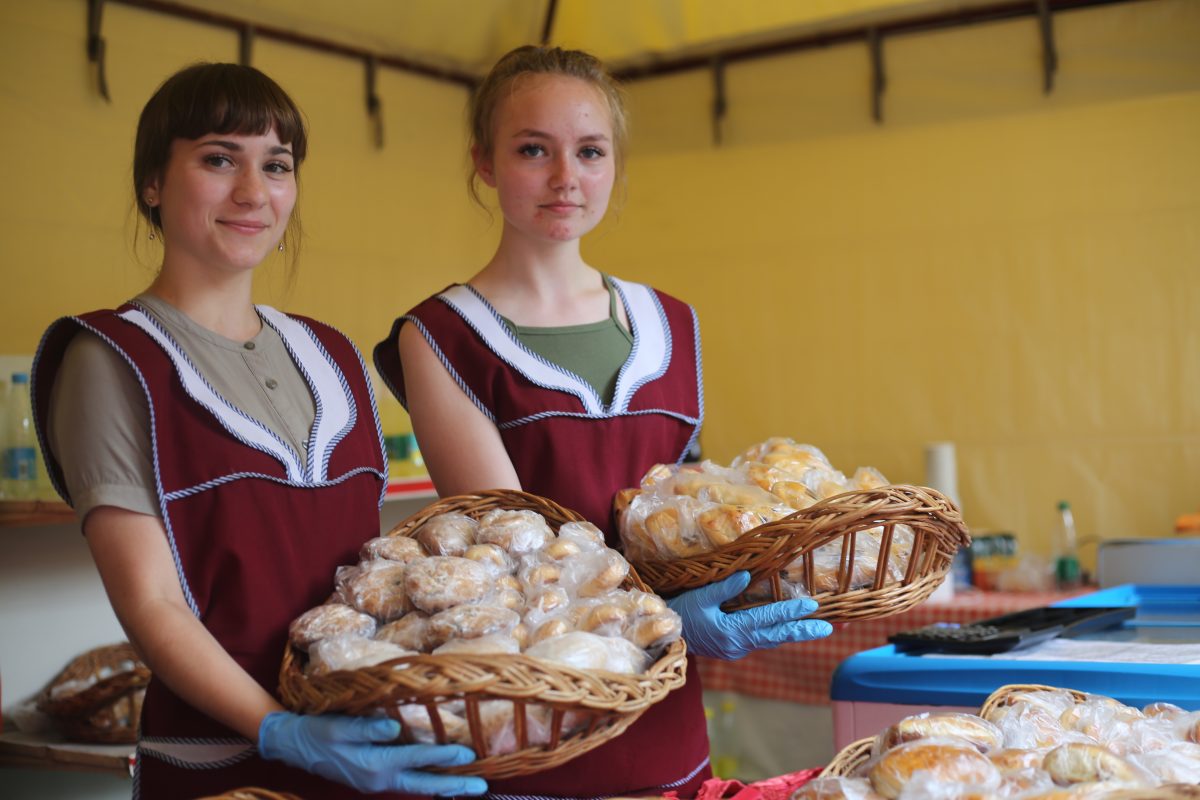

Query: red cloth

[664,768,823,800]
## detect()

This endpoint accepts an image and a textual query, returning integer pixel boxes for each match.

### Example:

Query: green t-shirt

[501,276,633,405]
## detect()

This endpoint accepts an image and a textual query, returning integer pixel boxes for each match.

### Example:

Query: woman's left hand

[666,571,834,660]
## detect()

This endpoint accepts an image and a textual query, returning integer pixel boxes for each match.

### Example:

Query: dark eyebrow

[512,129,609,144]
[197,139,293,157]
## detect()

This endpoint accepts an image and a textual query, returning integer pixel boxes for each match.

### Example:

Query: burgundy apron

[34,304,415,799]
[376,278,712,799]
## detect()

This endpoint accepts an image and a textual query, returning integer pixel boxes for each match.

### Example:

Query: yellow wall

[585,0,1200,561]
[2,0,1197,566]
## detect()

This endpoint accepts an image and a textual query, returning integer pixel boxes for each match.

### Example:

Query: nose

[232,167,268,207]
[548,152,577,191]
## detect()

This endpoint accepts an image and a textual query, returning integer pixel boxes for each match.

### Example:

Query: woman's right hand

[258,711,488,796]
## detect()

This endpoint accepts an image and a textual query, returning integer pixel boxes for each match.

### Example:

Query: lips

[539,202,581,214]
[219,219,270,234]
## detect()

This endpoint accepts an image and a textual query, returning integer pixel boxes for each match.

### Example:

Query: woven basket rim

[626,483,970,622]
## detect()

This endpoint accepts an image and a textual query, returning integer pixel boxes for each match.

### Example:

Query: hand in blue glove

[258,711,487,796]
[666,570,834,660]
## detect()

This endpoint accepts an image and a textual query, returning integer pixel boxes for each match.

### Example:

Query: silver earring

[278,241,285,252]
[148,230,155,240]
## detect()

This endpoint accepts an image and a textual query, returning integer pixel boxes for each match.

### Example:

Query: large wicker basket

[627,484,970,621]
[820,683,1200,798]
[36,642,150,744]
[197,790,303,800]
[279,489,688,779]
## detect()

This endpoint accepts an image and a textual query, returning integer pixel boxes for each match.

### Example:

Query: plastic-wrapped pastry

[529,616,572,646]
[428,605,520,647]
[525,631,650,674]
[1127,743,1200,785]
[340,560,410,622]
[850,466,889,491]
[1041,742,1149,785]
[696,503,788,548]
[524,586,571,624]
[1143,702,1185,721]
[360,535,425,564]
[463,543,513,576]
[874,712,1004,755]
[983,689,1079,723]
[403,556,490,614]
[307,635,414,674]
[476,509,553,554]
[989,747,1049,773]
[766,480,817,510]
[868,738,1000,799]
[398,701,469,745]
[415,512,477,557]
[432,632,521,656]
[625,613,682,651]
[575,549,630,597]
[376,611,434,652]
[289,603,377,651]
[641,496,710,558]
[576,600,631,637]
[517,560,562,592]
[556,520,606,549]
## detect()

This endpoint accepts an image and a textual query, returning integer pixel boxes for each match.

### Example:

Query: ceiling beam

[610,0,1155,81]
[108,0,477,88]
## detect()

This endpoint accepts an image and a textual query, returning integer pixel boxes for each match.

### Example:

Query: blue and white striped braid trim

[162,466,386,504]
[460,284,606,413]
[407,314,497,424]
[608,278,673,415]
[257,308,358,483]
[437,286,602,415]
[123,304,304,481]
[137,735,256,770]
[68,317,203,617]
[497,407,701,431]
[680,303,705,463]
[483,754,710,800]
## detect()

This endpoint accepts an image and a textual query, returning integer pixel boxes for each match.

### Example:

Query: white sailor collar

[436,277,672,417]
[118,304,355,484]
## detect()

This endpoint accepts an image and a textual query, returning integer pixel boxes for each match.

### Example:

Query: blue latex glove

[667,571,834,660]
[258,711,487,796]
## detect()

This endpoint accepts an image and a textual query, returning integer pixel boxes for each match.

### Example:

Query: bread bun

[403,556,489,614]
[375,611,434,652]
[289,603,376,651]
[414,512,477,557]
[428,604,520,646]
[1042,742,1147,785]
[869,739,999,799]
[360,535,425,563]
[876,712,1004,754]
[343,561,410,622]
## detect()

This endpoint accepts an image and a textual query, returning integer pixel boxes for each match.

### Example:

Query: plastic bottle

[1054,500,1081,589]
[2,373,38,500]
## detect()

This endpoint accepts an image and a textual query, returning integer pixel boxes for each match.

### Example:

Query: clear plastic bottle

[2,372,38,500]
[1054,500,1081,589]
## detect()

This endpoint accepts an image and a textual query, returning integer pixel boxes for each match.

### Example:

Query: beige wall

[2,0,1197,568]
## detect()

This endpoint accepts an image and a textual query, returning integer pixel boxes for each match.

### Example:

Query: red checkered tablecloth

[695,589,1089,705]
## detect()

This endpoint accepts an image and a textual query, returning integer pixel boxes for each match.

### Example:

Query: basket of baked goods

[616,437,971,621]
[35,642,150,744]
[279,489,688,779]
[804,682,1200,798]
[197,790,302,800]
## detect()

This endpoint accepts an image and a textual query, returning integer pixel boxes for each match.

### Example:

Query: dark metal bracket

[711,56,727,146]
[239,24,255,67]
[365,55,384,149]
[868,27,886,123]
[1037,0,1058,94]
[87,0,110,102]
[540,0,559,45]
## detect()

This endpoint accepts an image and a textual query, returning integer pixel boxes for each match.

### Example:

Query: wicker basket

[36,642,150,744]
[279,489,688,779]
[626,483,970,620]
[820,683,1200,798]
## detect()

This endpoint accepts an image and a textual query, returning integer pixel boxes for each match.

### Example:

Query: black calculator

[887,606,1136,655]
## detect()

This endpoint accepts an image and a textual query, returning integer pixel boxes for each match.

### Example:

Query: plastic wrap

[475,508,553,554]
[414,511,478,556]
